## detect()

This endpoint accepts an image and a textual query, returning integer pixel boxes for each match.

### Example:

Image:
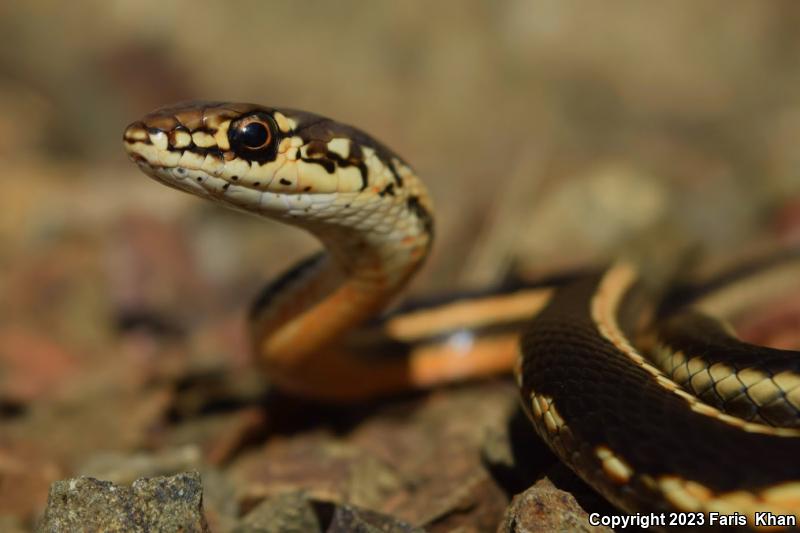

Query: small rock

[327,503,426,533]
[234,492,426,533]
[37,472,209,533]
[234,492,321,533]
[497,479,612,533]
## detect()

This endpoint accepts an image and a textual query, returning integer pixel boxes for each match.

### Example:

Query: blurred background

[2,1,800,530]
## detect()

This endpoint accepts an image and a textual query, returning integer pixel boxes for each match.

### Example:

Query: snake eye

[238,121,270,149]
[228,113,278,161]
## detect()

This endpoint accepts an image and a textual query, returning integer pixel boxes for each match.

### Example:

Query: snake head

[123,101,431,229]
[123,101,300,204]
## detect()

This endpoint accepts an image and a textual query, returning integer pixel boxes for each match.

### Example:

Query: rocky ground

[3,2,800,531]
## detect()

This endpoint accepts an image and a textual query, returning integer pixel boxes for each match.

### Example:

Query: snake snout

[122,121,149,147]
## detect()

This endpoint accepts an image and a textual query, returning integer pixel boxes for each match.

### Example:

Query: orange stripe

[409,333,521,388]
[384,288,552,340]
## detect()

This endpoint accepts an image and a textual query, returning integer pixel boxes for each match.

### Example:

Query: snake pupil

[239,122,269,149]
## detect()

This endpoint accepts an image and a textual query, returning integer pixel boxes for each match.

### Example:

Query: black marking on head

[308,157,337,174]
[406,196,434,236]
[389,161,404,188]
[166,126,189,147]
[299,140,364,183]
[162,138,224,160]
[345,142,369,190]
[305,140,327,158]
[299,141,338,174]
[231,175,239,181]
[378,183,395,197]
[151,124,230,159]
[249,252,326,319]
[348,141,362,160]
[356,161,369,190]
[195,146,225,159]
[294,118,412,192]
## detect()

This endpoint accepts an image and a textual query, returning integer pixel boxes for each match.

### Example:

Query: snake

[123,101,800,530]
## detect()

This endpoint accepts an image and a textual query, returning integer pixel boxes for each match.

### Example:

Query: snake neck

[250,222,431,379]
[122,101,436,393]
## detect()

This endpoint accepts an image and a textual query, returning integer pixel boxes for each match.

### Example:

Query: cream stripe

[591,263,800,437]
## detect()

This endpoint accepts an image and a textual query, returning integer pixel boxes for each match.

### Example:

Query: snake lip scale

[124,100,800,530]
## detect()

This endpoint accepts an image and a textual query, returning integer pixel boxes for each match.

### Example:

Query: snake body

[124,101,800,529]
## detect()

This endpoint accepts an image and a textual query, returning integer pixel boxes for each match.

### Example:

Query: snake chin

[130,157,310,219]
